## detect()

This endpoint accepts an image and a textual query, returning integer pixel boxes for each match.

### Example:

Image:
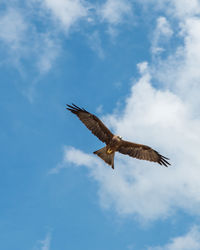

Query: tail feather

[93,147,115,169]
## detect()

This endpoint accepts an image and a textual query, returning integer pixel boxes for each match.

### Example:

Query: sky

[1,0,200,249]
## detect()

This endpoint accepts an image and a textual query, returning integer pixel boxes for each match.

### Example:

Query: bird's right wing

[66,104,113,144]
[117,140,170,167]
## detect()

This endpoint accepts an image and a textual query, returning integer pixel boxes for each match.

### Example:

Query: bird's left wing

[117,140,170,167]
[66,104,114,144]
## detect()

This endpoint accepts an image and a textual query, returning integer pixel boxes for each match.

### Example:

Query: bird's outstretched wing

[117,140,170,167]
[66,104,113,144]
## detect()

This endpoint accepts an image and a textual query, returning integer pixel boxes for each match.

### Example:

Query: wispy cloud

[98,0,132,25]
[169,0,200,19]
[0,3,62,102]
[140,0,200,20]
[139,0,200,19]
[0,0,134,77]
[41,233,51,250]
[97,0,133,36]
[148,226,200,250]
[33,232,51,250]
[49,146,98,174]
[36,33,60,74]
[0,1,133,102]
[151,16,173,55]
[0,7,28,69]
[153,17,200,111]
[39,0,91,31]
[87,31,105,59]
[0,8,27,50]
[0,5,60,73]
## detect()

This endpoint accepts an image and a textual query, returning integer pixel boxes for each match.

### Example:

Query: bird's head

[113,135,122,141]
[117,135,122,140]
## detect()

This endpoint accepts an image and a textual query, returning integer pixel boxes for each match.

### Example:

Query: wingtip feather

[159,155,171,167]
[66,103,89,114]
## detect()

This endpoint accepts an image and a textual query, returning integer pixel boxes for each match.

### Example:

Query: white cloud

[0,5,60,75]
[49,146,100,174]
[40,0,133,38]
[87,31,105,59]
[149,226,200,250]
[33,232,51,250]
[139,0,200,19]
[0,8,27,50]
[98,0,132,25]
[40,0,90,31]
[0,0,91,74]
[151,16,173,54]
[156,17,173,36]
[0,4,62,102]
[54,0,200,221]
[153,17,200,113]
[41,233,51,250]
[170,0,200,19]
[0,0,133,76]
[36,33,60,74]
[59,64,200,221]
[20,32,61,102]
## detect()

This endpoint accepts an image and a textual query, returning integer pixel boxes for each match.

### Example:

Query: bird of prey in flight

[66,104,170,169]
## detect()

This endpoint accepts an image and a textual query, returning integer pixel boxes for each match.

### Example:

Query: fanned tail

[93,147,115,169]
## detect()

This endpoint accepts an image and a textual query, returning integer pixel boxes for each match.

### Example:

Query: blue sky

[1,0,200,249]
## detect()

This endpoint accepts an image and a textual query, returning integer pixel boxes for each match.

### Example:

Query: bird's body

[106,135,121,153]
[94,135,122,168]
[66,104,170,169]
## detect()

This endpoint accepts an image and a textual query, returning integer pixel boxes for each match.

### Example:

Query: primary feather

[117,140,170,167]
[66,104,113,144]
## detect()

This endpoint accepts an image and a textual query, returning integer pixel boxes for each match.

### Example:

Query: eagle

[66,104,170,169]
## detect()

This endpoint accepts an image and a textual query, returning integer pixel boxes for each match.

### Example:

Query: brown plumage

[66,104,170,169]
